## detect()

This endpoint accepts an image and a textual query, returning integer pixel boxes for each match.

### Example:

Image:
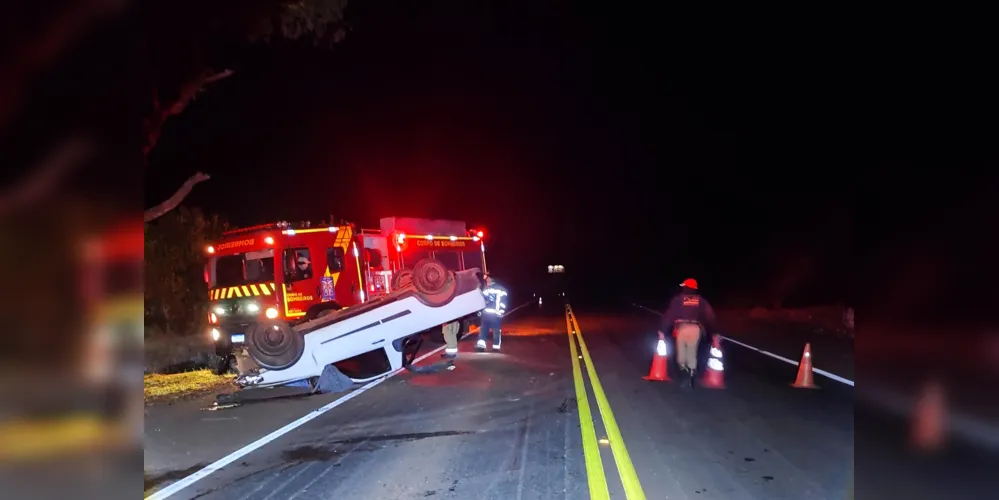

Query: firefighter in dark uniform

[477,274,508,352]
[658,278,718,387]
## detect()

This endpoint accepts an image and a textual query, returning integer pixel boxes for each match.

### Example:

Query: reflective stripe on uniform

[483,284,508,318]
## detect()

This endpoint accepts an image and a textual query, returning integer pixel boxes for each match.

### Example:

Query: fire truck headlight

[246,303,260,313]
[265,307,279,319]
[211,328,220,341]
[214,306,225,315]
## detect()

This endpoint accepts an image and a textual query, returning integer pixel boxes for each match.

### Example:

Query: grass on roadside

[144,369,231,403]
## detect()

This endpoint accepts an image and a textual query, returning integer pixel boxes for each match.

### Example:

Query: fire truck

[206,217,489,376]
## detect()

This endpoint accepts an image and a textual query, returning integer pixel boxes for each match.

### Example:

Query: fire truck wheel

[306,302,341,321]
[214,355,236,376]
[246,320,304,370]
[392,269,414,289]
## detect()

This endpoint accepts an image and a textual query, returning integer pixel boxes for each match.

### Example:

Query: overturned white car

[233,259,485,389]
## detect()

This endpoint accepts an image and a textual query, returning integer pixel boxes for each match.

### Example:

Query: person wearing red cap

[658,278,718,387]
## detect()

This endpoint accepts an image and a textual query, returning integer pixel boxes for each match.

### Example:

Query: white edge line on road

[632,305,999,451]
[630,303,855,387]
[146,343,448,500]
[501,300,534,319]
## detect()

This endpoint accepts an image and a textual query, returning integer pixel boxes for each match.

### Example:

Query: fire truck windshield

[212,250,275,287]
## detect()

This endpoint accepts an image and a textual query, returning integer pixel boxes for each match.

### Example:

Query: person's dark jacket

[483,280,508,316]
[660,289,717,336]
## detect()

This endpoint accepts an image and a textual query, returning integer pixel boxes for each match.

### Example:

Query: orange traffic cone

[791,343,819,388]
[643,333,671,382]
[911,379,946,452]
[701,334,726,389]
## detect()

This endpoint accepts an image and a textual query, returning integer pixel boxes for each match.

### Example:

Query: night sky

[141,1,998,317]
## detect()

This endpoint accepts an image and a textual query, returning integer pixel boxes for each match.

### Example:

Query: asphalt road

[144,305,856,500]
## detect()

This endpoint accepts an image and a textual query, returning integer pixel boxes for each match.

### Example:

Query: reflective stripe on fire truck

[281,285,307,318]
[323,225,354,293]
[210,283,276,300]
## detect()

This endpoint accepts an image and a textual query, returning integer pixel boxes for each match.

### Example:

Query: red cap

[680,278,698,289]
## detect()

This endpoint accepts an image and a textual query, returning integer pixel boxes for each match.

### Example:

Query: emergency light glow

[450,235,457,241]
[328,226,338,232]
[264,236,274,245]
[207,246,215,254]
[246,303,260,313]
[211,328,220,341]
[656,339,668,357]
[425,234,434,240]
[214,306,225,315]
[710,347,723,358]
[265,307,278,319]
[476,230,484,238]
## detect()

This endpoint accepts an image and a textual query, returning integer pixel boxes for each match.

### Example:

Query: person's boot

[688,368,696,388]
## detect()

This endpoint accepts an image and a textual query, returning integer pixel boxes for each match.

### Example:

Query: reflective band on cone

[656,339,668,357]
[643,333,671,382]
[702,334,725,389]
[791,343,819,389]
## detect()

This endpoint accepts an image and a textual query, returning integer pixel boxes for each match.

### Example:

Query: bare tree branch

[0,0,125,134]
[142,68,234,157]
[0,138,93,216]
[203,69,235,85]
[144,172,211,223]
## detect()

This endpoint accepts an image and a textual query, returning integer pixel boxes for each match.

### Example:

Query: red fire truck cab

[206,218,488,374]
[364,217,489,294]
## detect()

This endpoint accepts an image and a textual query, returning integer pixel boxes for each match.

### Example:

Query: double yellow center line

[565,304,646,500]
